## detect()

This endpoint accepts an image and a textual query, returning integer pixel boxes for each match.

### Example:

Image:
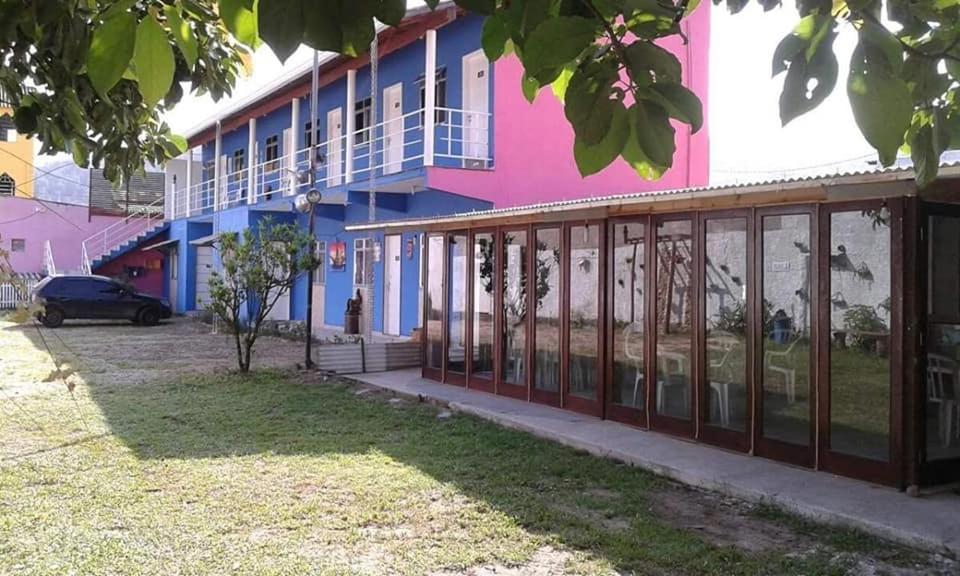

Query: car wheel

[138,307,160,326]
[41,307,64,328]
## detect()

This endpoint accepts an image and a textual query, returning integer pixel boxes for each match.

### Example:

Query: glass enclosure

[425,235,445,372]
[828,209,891,461]
[612,222,646,409]
[472,233,495,380]
[534,228,561,393]
[926,214,960,462]
[568,224,600,399]
[704,218,748,432]
[655,220,693,419]
[760,214,812,446]
[447,234,468,375]
[502,230,528,387]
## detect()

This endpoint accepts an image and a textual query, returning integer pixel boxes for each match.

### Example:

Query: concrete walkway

[350,369,960,556]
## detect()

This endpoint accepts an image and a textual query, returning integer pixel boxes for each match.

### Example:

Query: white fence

[0,279,38,309]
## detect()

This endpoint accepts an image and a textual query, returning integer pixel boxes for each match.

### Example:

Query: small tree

[207,220,319,372]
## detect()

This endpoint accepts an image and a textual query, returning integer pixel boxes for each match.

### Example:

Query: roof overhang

[189,234,218,247]
[141,238,178,252]
[344,165,960,234]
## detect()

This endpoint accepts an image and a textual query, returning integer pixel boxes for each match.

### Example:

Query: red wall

[94,248,165,296]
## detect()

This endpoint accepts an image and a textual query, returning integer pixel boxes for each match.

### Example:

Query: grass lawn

[1,361,945,576]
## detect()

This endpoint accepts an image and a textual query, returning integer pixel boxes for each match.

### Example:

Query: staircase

[81,197,166,274]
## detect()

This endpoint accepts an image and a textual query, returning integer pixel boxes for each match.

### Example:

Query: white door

[382,83,403,175]
[266,242,291,321]
[169,249,179,313]
[326,108,343,186]
[195,246,213,310]
[282,128,295,195]
[312,241,326,328]
[462,50,490,165]
[384,235,402,335]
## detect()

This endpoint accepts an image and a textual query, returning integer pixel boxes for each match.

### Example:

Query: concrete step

[315,342,420,374]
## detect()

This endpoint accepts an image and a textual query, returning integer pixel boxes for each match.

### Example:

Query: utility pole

[364,33,378,340]
[304,49,320,369]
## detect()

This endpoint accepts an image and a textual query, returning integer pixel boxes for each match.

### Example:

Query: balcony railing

[170,106,492,220]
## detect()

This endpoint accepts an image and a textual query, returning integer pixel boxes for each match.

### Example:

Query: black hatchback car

[31,275,172,328]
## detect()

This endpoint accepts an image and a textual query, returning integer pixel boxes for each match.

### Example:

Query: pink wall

[95,248,165,296]
[427,5,710,207]
[0,197,127,274]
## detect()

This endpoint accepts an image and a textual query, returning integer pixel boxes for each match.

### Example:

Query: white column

[247,118,256,204]
[289,98,300,192]
[184,148,193,217]
[423,29,437,167]
[345,69,356,184]
[213,122,222,211]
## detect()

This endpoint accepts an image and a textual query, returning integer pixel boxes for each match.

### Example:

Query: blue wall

[169,218,213,314]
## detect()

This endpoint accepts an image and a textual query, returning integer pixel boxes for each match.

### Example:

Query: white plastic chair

[764,338,799,403]
[927,353,959,447]
[623,323,644,407]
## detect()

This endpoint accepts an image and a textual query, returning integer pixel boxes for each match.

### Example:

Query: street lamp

[296,187,321,368]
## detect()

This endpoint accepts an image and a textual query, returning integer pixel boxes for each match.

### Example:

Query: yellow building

[0,88,34,198]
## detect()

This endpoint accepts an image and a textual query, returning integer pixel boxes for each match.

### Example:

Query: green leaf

[163,5,199,69]
[87,10,137,96]
[848,53,913,166]
[522,73,539,103]
[778,25,838,125]
[339,0,377,57]
[482,15,508,61]
[621,106,666,180]
[909,119,943,188]
[858,19,902,74]
[303,1,342,53]
[574,101,629,176]
[454,0,495,15]
[133,14,175,108]
[522,16,596,77]
[632,100,675,168]
[564,62,617,146]
[647,82,703,133]
[168,133,188,154]
[624,41,682,84]
[551,63,576,103]
[377,0,406,26]
[219,0,259,48]
[260,0,305,62]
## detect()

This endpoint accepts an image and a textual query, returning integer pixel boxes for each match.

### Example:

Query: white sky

[161,3,879,186]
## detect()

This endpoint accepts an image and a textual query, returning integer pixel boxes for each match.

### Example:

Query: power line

[0,147,86,187]
[0,210,42,225]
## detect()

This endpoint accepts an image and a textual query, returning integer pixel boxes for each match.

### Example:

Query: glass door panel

[533,228,561,396]
[472,233,495,383]
[655,220,693,421]
[827,209,891,462]
[446,233,468,378]
[760,214,812,447]
[612,222,646,412]
[501,230,528,391]
[568,224,600,401]
[704,218,748,433]
[926,215,960,463]
[425,234,445,375]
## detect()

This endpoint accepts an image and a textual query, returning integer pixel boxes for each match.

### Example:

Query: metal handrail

[80,196,165,273]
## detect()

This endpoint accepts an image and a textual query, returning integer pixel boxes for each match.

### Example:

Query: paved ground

[353,369,960,556]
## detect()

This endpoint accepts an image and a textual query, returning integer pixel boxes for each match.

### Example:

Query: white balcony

[170,106,491,220]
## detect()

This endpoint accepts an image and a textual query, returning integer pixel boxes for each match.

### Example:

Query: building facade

[348,169,960,489]
[162,4,710,333]
[0,86,35,198]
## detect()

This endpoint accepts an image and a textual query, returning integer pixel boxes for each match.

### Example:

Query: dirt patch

[650,485,811,554]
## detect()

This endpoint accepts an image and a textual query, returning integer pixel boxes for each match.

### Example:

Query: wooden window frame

[562,221,605,418]
[530,224,563,407]
[605,215,650,427]
[422,233,445,382]
[817,198,903,486]
[649,213,698,438]
[496,226,531,400]
[698,209,753,453]
[752,204,818,469]
[445,231,468,387]
[467,228,497,394]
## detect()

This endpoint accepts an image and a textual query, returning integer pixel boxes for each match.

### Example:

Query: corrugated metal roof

[344,159,960,232]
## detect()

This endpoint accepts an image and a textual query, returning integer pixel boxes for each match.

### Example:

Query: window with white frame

[304,120,321,148]
[264,134,279,172]
[354,238,372,285]
[354,98,371,145]
[10,238,25,252]
[230,149,245,183]
[314,240,326,285]
[0,173,14,196]
[418,68,448,125]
